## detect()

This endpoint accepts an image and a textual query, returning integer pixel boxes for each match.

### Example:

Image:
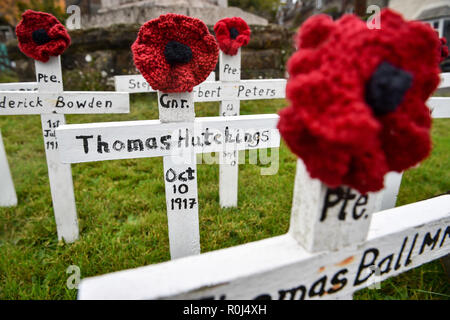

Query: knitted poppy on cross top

[15,10,71,63]
[214,17,251,56]
[440,37,449,62]
[132,13,218,93]
[277,9,446,194]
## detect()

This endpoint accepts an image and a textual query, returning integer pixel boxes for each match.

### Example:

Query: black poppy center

[32,29,52,45]
[164,41,193,66]
[365,61,413,116]
[229,27,239,39]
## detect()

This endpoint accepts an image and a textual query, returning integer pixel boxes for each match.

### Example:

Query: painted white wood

[219,100,239,208]
[114,75,156,93]
[114,58,281,210]
[56,89,278,255]
[35,56,79,243]
[115,77,286,102]
[115,72,450,104]
[164,152,200,259]
[219,49,241,82]
[0,82,37,91]
[77,194,450,300]
[158,91,195,123]
[193,79,286,102]
[428,97,450,118]
[289,159,382,253]
[56,114,280,164]
[205,71,216,82]
[219,50,241,208]
[114,72,215,93]
[159,90,200,259]
[0,82,38,207]
[114,64,284,210]
[219,99,240,117]
[0,130,17,207]
[0,61,129,242]
[439,73,450,89]
[219,148,238,208]
[438,19,444,38]
[380,172,404,211]
[0,91,129,115]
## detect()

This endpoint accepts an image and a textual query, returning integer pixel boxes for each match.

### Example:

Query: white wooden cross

[115,55,286,208]
[76,158,450,299]
[117,69,447,213]
[380,72,450,210]
[0,81,38,207]
[0,56,129,243]
[218,49,242,208]
[114,74,286,105]
[56,86,280,259]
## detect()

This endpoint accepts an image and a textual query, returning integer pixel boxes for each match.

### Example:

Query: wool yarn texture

[132,13,219,93]
[16,10,71,62]
[214,17,251,56]
[278,9,446,194]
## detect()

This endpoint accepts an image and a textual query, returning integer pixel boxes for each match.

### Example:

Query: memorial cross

[56,100,280,259]
[115,57,286,208]
[0,56,129,242]
[76,159,450,299]
[116,67,450,213]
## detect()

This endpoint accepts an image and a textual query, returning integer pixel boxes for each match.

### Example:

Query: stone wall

[6,24,294,90]
[83,5,268,28]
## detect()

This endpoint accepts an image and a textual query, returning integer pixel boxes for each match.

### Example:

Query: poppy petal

[16,10,70,62]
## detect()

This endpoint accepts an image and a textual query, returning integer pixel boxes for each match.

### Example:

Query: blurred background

[0,1,449,301]
[0,0,449,89]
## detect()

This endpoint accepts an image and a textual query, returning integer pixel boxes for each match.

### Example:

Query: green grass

[0,94,448,300]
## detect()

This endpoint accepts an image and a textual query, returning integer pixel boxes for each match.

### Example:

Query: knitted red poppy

[15,10,70,63]
[214,17,251,56]
[440,37,449,62]
[132,13,218,93]
[278,9,444,194]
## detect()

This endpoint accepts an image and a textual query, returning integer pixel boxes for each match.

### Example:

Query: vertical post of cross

[0,130,17,207]
[219,48,241,208]
[35,56,78,243]
[380,172,403,210]
[0,82,37,207]
[157,91,200,259]
[289,159,383,299]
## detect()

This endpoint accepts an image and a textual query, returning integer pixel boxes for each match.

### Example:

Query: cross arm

[0,91,129,115]
[56,114,280,164]
[78,195,450,300]
[114,75,287,102]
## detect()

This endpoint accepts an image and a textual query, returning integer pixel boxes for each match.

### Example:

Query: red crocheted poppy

[278,9,443,194]
[214,17,251,56]
[132,13,218,93]
[440,37,449,62]
[15,10,70,63]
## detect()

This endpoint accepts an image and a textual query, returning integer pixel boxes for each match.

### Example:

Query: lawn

[0,93,448,300]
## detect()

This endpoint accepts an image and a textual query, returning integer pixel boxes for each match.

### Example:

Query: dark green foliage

[16,0,67,24]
